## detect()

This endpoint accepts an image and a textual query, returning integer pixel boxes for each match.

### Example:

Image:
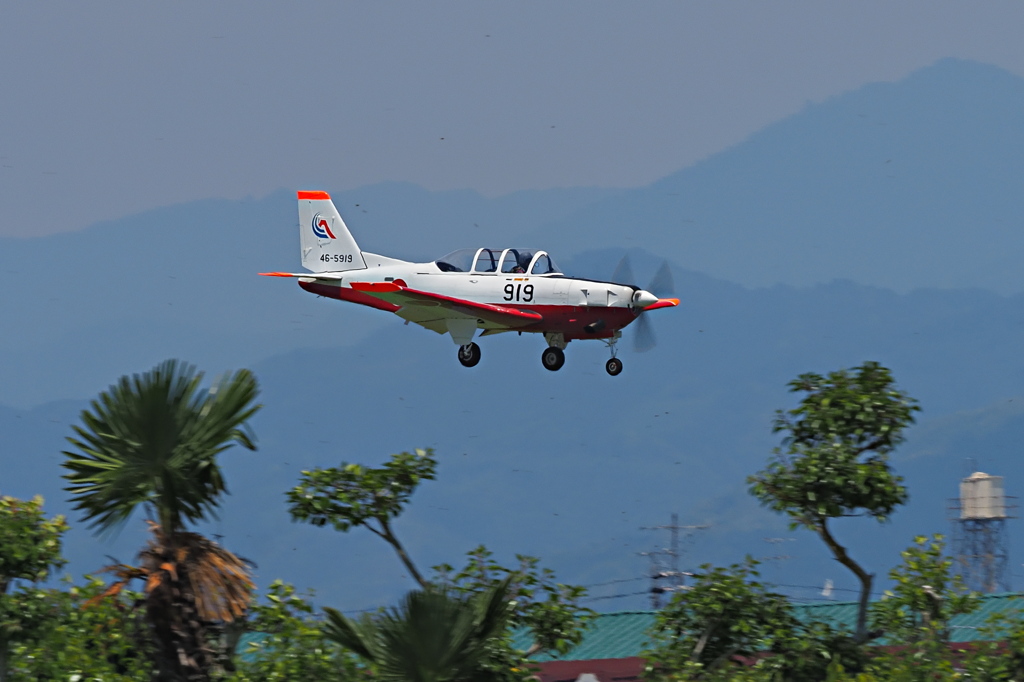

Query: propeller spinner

[612,255,677,353]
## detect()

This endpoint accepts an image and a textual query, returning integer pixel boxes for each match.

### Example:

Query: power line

[582,577,647,588]
[583,590,650,602]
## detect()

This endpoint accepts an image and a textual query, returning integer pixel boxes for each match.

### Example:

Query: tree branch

[818,517,873,643]
[378,517,428,589]
[691,620,719,661]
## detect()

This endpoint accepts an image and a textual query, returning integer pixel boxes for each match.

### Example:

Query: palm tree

[63,359,261,682]
[323,578,516,682]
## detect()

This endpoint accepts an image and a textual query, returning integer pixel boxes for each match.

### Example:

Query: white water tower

[960,472,1006,519]
[951,471,1014,593]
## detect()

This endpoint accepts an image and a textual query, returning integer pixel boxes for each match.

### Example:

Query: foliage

[287,448,438,587]
[870,534,977,644]
[3,576,153,681]
[644,559,865,682]
[857,535,978,680]
[62,359,261,682]
[956,598,1024,681]
[645,558,786,678]
[0,495,70,682]
[432,545,594,679]
[433,545,593,656]
[323,577,516,682]
[0,495,68,594]
[227,580,367,682]
[748,361,919,641]
[63,359,262,536]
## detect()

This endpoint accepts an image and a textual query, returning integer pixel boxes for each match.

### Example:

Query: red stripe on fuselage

[511,305,638,340]
[298,280,401,312]
[298,281,639,339]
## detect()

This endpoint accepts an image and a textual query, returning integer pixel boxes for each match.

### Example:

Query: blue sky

[3,2,1024,237]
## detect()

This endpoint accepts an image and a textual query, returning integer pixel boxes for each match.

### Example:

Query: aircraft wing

[349,281,542,333]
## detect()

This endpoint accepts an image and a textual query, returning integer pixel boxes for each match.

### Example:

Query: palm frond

[62,360,261,535]
[324,578,515,682]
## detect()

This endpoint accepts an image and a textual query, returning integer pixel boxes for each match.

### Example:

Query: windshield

[435,248,477,272]
[529,252,561,275]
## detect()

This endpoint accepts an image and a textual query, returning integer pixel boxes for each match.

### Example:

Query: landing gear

[603,331,623,376]
[541,347,565,372]
[458,342,481,367]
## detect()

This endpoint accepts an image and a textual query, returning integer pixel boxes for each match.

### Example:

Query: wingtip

[259,272,295,277]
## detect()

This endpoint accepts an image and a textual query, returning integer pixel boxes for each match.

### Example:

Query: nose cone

[632,290,659,308]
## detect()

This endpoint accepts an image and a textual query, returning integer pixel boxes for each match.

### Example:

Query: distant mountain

[530,59,1024,294]
[4,258,1024,611]
[4,58,1024,613]
[3,58,1022,407]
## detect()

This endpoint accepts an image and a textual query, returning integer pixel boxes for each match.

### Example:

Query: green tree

[4,576,153,681]
[0,495,69,682]
[644,559,862,681]
[287,448,437,588]
[62,359,261,682]
[323,578,516,682]
[748,361,919,642]
[288,450,592,669]
[644,558,796,679]
[865,535,978,678]
[227,580,367,682]
[957,597,1024,681]
[432,546,593,679]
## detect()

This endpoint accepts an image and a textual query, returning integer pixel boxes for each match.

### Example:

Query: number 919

[504,283,534,302]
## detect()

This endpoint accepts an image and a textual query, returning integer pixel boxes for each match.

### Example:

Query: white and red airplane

[261,191,678,375]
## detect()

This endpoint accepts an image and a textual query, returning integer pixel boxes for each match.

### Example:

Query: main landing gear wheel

[541,346,565,372]
[458,342,481,367]
[605,357,623,376]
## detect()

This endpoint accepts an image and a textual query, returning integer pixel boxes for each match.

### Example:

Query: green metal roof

[512,612,656,662]
[514,593,1024,661]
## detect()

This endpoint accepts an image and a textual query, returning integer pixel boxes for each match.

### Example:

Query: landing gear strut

[458,342,481,367]
[603,332,623,376]
[541,347,565,372]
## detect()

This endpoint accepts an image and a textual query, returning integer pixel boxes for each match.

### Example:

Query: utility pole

[639,513,709,608]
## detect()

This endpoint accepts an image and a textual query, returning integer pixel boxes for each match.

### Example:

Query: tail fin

[297,191,367,273]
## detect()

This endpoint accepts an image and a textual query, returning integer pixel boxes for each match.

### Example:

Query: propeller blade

[633,312,657,353]
[648,261,675,299]
[612,254,636,287]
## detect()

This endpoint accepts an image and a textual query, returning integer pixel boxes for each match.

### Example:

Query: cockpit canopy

[435,248,562,275]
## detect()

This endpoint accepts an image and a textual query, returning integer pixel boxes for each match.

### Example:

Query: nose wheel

[458,342,481,367]
[603,333,623,376]
[541,347,565,371]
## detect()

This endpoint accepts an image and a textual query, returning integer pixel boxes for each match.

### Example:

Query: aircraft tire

[542,347,565,372]
[458,342,481,367]
[605,357,623,376]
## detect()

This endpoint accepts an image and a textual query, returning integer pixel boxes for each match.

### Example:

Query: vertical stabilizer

[297,191,367,273]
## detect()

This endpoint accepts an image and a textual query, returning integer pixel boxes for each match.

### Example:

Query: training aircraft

[261,191,679,375]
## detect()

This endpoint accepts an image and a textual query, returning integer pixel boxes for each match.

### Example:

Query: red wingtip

[297,190,331,200]
[259,272,296,277]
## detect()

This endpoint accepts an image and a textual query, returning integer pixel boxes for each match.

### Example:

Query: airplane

[260,190,679,375]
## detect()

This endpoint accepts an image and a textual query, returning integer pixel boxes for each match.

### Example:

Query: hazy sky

[3,2,1024,237]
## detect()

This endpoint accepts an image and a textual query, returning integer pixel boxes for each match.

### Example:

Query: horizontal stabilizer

[259,271,344,280]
